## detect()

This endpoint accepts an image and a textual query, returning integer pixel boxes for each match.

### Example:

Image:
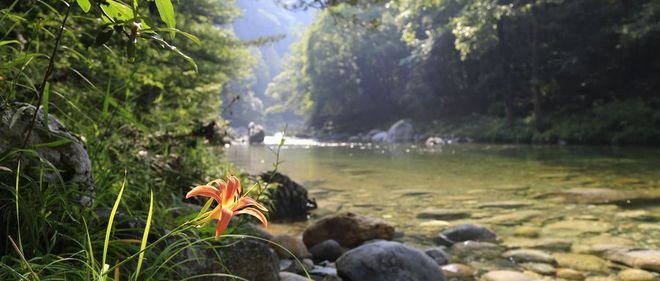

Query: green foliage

[0,0,273,279]
[280,0,660,143]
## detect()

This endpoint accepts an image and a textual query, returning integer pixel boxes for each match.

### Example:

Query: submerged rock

[477,201,533,209]
[541,220,614,237]
[279,272,310,281]
[480,270,541,281]
[441,263,474,279]
[436,224,497,246]
[503,249,556,264]
[556,268,585,280]
[537,188,660,206]
[452,241,504,262]
[336,240,445,281]
[302,212,395,249]
[605,249,660,272]
[553,253,610,272]
[417,208,472,220]
[503,237,573,251]
[617,268,657,281]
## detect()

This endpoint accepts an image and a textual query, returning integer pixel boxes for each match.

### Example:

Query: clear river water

[227,136,660,250]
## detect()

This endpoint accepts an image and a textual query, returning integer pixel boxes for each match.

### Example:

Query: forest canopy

[269,0,660,144]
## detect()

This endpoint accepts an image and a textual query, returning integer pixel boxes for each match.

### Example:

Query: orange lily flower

[186,175,268,239]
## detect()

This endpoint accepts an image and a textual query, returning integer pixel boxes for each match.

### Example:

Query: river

[227,135,660,249]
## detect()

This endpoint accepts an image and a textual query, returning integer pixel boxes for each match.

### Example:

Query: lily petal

[215,207,234,240]
[186,185,222,203]
[234,207,268,228]
[234,197,268,212]
[223,176,241,206]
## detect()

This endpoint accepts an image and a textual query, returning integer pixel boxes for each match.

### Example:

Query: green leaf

[134,190,154,280]
[102,173,127,278]
[94,28,114,46]
[76,0,91,13]
[155,0,176,38]
[100,0,134,23]
[41,82,50,129]
[32,139,73,149]
[0,40,20,47]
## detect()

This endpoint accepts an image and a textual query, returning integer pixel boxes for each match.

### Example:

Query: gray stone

[261,172,317,221]
[309,239,345,263]
[182,239,279,281]
[248,122,265,144]
[0,104,94,203]
[436,224,497,246]
[417,208,471,220]
[385,119,414,143]
[336,240,445,281]
[425,247,451,266]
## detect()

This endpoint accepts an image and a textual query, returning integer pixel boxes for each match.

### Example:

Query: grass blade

[134,189,154,280]
[101,172,127,280]
[15,160,22,253]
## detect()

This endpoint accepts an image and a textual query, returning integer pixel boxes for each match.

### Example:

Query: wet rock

[452,241,504,262]
[537,188,660,206]
[541,220,614,237]
[615,210,657,221]
[271,234,311,259]
[309,239,345,263]
[261,172,317,221]
[417,208,472,220]
[553,253,609,272]
[303,212,395,249]
[479,270,540,281]
[336,240,445,281]
[279,258,313,275]
[425,247,451,266]
[503,249,556,264]
[311,267,342,281]
[503,238,572,251]
[513,226,541,238]
[617,268,657,281]
[441,263,474,279]
[556,268,585,280]
[605,249,660,272]
[279,271,309,281]
[584,277,617,281]
[520,263,555,275]
[436,224,497,246]
[476,201,533,209]
[0,104,94,203]
[248,122,265,144]
[385,119,414,143]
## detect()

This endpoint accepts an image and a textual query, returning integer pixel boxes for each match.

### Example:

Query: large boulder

[181,239,280,281]
[385,119,414,143]
[260,172,317,221]
[248,122,265,144]
[303,212,395,249]
[0,103,94,203]
[336,240,445,281]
